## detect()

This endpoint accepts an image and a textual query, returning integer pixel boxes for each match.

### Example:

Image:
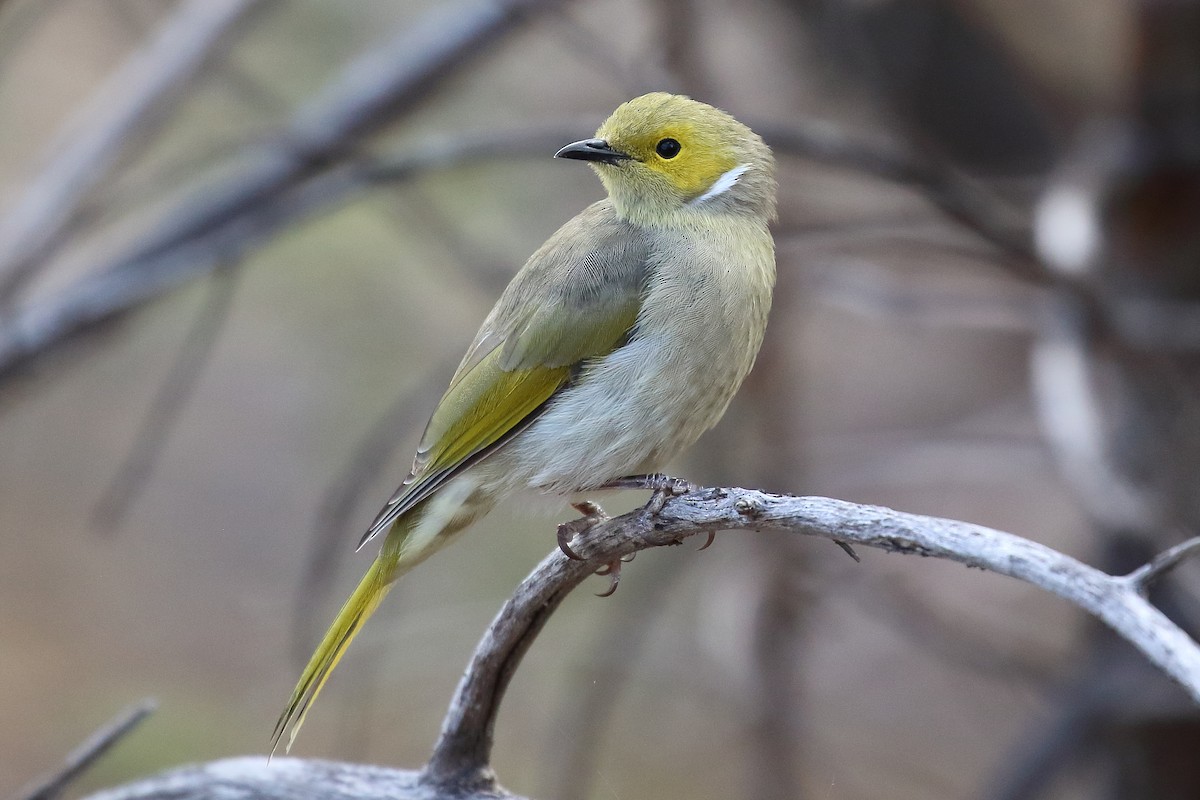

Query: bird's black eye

[655,138,681,159]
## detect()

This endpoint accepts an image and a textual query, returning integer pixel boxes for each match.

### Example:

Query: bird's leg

[558,476,697,596]
[601,472,694,515]
[600,472,696,498]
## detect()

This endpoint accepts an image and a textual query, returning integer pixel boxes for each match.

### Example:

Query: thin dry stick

[91,267,240,533]
[17,699,156,800]
[1126,537,1200,596]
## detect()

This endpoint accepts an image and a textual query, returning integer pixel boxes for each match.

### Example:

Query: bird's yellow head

[556,93,776,227]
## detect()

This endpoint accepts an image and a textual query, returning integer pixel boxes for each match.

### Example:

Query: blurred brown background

[2,1,1198,799]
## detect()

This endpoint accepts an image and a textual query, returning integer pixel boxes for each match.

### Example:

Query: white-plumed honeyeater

[273,92,776,753]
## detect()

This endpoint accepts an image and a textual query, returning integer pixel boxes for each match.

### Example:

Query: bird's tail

[271,482,490,756]
[271,532,407,756]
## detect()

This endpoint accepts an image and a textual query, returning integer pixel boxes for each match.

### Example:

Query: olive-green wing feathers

[358,201,648,547]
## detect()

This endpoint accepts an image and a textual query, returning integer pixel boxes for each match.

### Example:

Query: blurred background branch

[0,0,265,304]
[17,700,157,800]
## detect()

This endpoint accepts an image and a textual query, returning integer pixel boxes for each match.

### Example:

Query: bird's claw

[595,559,622,597]
[697,531,716,551]
[556,500,610,561]
[556,524,584,560]
[644,489,670,515]
[594,552,635,577]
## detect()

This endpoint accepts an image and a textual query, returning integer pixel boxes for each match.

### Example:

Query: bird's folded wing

[358,200,649,547]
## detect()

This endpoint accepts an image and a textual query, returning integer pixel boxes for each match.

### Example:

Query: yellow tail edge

[271,553,395,757]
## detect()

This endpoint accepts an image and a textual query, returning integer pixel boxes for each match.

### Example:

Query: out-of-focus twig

[0,125,578,382]
[802,255,1042,332]
[655,0,709,98]
[542,6,662,96]
[0,0,70,72]
[867,578,1060,686]
[545,554,688,800]
[0,0,267,304]
[16,699,156,800]
[984,683,1102,800]
[744,539,807,800]
[0,99,1044,386]
[90,267,241,533]
[87,0,571,276]
[1126,537,1200,596]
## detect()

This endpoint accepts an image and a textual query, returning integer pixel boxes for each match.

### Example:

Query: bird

[272,92,777,754]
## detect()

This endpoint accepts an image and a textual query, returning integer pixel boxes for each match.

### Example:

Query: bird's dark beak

[554,138,629,165]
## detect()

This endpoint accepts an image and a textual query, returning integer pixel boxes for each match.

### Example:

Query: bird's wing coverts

[359,201,649,546]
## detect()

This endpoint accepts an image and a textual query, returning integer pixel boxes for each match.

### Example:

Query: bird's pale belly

[481,320,753,496]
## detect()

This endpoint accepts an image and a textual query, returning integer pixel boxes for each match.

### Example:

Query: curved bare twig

[427,486,1200,789]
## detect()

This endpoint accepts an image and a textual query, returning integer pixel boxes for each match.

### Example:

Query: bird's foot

[556,500,609,561]
[557,501,640,597]
[556,477,698,597]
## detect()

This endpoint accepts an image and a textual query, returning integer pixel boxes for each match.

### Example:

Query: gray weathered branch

[81,487,1200,800]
